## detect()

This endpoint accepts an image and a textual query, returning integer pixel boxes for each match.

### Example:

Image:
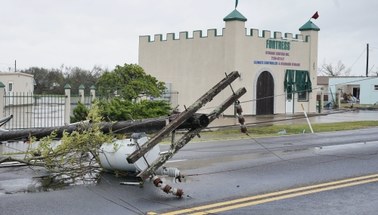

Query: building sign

[266,39,290,51]
[254,40,300,67]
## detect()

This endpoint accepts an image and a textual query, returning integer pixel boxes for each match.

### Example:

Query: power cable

[86,186,145,215]
[348,48,366,71]
[246,134,287,161]
[198,75,378,112]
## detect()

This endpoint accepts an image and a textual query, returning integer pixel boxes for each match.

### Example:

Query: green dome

[223,9,247,22]
[299,20,320,31]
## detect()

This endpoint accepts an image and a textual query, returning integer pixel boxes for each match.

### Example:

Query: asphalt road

[1,127,378,214]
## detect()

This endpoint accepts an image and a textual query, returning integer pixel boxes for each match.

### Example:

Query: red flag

[311,11,319,19]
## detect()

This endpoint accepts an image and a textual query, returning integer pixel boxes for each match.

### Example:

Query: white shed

[0,72,34,94]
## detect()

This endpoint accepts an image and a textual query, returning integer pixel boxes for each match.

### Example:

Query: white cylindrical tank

[99,133,160,172]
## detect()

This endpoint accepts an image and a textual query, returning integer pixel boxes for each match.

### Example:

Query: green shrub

[98,98,171,121]
[70,102,89,123]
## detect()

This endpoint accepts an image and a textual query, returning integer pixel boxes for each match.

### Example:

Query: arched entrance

[256,71,274,115]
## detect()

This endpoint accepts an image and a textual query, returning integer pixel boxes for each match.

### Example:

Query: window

[8,82,13,92]
[298,91,308,101]
[296,70,310,102]
[374,85,378,91]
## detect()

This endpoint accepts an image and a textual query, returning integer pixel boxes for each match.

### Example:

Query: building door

[256,71,274,115]
[285,93,293,114]
[353,87,360,100]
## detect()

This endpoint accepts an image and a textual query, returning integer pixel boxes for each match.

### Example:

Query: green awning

[284,70,295,94]
[296,70,312,93]
[284,70,312,93]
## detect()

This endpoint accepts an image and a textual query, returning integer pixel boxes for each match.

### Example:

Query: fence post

[90,85,96,102]
[79,84,85,104]
[64,84,71,125]
[337,90,341,109]
[320,92,324,113]
[0,82,4,118]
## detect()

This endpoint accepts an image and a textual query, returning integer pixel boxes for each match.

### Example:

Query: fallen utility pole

[0,115,13,127]
[126,71,241,164]
[138,87,247,180]
[0,113,209,142]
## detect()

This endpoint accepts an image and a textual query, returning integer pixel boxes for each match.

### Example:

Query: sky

[1,0,378,76]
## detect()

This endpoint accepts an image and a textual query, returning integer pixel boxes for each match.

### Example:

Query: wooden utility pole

[126,71,241,164]
[0,113,209,142]
[366,43,369,77]
[137,87,247,180]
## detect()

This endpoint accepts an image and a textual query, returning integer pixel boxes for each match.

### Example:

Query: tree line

[21,63,171,122]
[20,65,103,95]
[20,64,166,99]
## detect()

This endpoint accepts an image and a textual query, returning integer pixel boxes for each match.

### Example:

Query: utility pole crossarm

[126,71,241,164]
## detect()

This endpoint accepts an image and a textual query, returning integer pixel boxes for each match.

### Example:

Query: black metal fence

[3,93,66,130]
[1,90,179,130]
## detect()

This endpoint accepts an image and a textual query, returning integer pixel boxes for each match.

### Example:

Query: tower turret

[299,19,320,111]
[223,9,247,72]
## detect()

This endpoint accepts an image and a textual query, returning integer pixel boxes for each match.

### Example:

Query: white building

[0,72,34,94]
[139,8,319,115]
[329,76,378,105]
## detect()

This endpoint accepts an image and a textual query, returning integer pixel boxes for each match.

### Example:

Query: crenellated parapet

[140,27,310,43]
[140,28,224,42]
[247,29,306,42]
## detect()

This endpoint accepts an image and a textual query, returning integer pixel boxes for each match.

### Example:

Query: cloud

[0,0,377,75]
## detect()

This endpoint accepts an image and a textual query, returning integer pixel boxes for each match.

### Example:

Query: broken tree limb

[137,87,247,180]
[0,156,41,167]
[127,71,241,164]
[0,113,209,142]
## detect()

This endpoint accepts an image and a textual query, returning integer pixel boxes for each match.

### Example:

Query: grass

[339,103,378,110]
[251,121,378,134]
[176,120,378,142]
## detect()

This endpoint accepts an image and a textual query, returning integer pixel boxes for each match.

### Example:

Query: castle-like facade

[139,9,320,115]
